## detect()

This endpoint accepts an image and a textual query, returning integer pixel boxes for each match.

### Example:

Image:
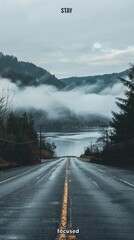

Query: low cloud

[0,78,125,119]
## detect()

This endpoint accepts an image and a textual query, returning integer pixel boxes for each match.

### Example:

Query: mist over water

[45,131,101,157]
[0,77,124,156]
[0,78,124,119]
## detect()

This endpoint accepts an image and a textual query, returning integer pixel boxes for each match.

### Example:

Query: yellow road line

[69,197,76,240]
[69,197,72,229]
[68,236,76,240]
[59,159,69,240]
[59,159,76,240]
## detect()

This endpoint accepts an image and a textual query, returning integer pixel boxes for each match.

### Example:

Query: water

[44,130,101,157]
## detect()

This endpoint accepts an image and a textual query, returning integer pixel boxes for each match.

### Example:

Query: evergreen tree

[110,64,134,143]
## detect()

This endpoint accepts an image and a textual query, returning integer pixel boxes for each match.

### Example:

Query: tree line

[0,92,56,166]
[84,64,134,164]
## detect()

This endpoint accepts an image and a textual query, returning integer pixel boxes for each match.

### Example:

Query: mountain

[1,52,125,129]
[23,108,110,131]
[60,70,128,93]
[0,52,65,89]
[0,52,128,93]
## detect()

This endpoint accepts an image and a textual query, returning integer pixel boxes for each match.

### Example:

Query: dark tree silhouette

[110,64,134,143]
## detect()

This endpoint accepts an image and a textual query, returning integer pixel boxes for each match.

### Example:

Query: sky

[0,0,134,78]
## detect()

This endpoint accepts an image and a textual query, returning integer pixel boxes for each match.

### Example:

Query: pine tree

[111,64,134,143]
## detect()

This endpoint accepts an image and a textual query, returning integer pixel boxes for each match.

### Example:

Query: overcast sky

[0,0,134,78]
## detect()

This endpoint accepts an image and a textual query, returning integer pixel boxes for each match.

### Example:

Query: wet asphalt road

[0,157,134,240]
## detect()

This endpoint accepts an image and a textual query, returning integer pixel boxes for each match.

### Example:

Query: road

[0,157,134,240]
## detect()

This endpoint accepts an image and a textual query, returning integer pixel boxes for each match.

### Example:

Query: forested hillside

[0,52,125,131]
[61,71,128,93]
[0,52,128,92]
[0,52,65,89]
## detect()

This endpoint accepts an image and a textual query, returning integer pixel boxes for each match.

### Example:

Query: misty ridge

[0,52,126,130]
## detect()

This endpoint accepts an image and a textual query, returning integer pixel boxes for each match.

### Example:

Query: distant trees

[0,111,39,165]
[42,139,56,156]
[0,89,13,121]
[97,127,111,150]
[0,90,14,142]
[84,147,91,156]
[0,91,56,165]
[0,110,57,165]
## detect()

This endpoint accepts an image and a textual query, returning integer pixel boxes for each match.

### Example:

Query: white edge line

[93,166,134,188]
[117,178,134,188]
[0,158,64,185]
[0,166,38,184]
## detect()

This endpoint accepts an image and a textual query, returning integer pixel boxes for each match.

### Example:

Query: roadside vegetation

[0,91,56,168]
[82,64,134,165]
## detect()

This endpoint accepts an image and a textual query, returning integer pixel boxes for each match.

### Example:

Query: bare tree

[97,127,111,151]
[0,89,14,139]
[0,89,14,121]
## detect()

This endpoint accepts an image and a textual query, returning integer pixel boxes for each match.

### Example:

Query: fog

[0,78,125,119]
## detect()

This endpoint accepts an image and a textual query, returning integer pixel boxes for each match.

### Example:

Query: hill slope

[60,71,128,93]
[0,52,128,93]
[0,52,65,89]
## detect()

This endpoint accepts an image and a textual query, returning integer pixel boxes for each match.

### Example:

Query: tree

[0,111,39,165]
[0,89,14,122]
[41,139,56,155]
[97,127,111,150]
[84,147,91,156]
[0,90,14,143]
[110,64,134,143]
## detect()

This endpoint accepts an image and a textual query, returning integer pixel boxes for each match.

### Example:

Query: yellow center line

[69,196,76,240]
[69,197,72,230]
[59,159,69,240]
[58,159,76,240]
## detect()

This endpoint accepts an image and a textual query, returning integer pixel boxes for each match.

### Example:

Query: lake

[44,130,101,157]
